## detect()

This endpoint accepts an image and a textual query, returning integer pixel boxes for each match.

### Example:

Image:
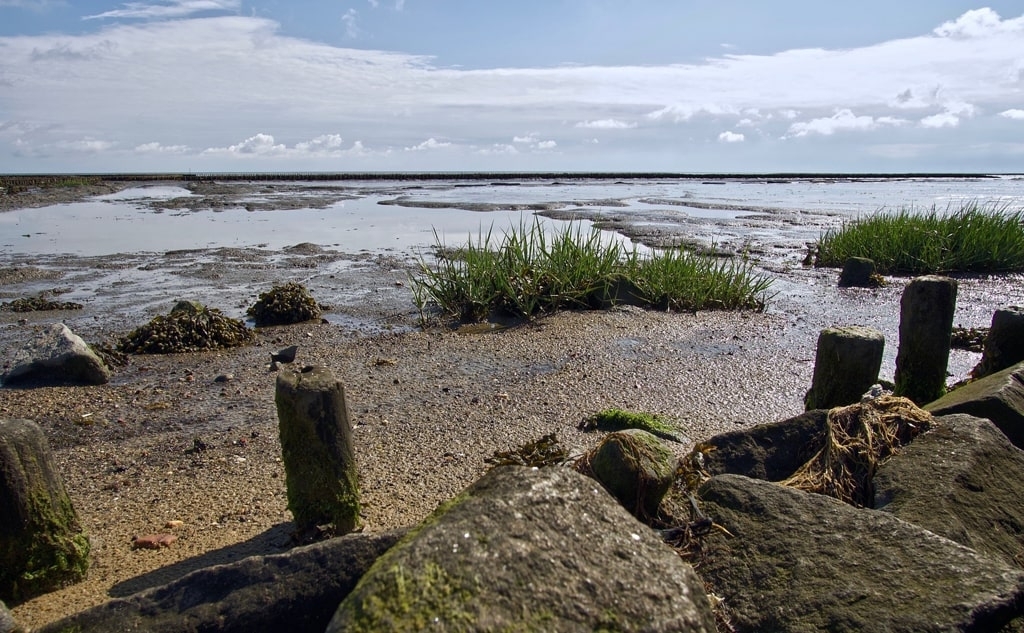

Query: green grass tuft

[411,218,772,323]
[814,202,1024,275]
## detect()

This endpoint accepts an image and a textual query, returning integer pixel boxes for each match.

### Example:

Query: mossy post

[894,275,958,405]
[275,367,361,534]
[0,418,90,605]
[804,326,885,410]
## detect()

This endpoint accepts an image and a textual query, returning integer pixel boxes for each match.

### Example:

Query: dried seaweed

[485,433,568,468]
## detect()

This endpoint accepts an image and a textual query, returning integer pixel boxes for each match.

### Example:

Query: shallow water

[2,176,1022,257]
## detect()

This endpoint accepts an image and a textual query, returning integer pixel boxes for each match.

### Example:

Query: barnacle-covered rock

[247,283,321,326]
[118,302,255,354]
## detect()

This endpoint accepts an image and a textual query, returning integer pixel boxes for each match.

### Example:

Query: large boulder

[699,410,826,481]
[328,465,716,632]
[0,419,90,604]
[698,474,1024,632]
[1,324,110,386]
[926,361,1024,449]
[874,414,1024,569]
[0,601,22,633]
[38,530,405,633]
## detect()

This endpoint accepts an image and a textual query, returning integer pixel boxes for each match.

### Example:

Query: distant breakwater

[0,171,1014,189]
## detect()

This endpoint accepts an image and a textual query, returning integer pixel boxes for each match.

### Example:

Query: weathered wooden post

[275,367,361,535]
[893,275,958,405]
[804,326,885,410]
[973,306,1024,379]
[0,418,90,604]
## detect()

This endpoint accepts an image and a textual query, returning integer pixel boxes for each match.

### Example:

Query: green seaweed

[580,408,683,442]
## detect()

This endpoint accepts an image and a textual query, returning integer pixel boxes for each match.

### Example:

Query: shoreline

[2,179,1023,628]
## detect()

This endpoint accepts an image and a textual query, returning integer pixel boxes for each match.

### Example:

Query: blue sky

[1,1,1023,173]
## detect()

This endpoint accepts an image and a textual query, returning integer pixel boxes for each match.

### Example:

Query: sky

[0,1,1023,173]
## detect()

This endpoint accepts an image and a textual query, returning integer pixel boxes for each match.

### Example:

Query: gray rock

[589,429,677,518]
[700,410,827,481]
[926,360,1024,449]
[37,530,405,633]
[1,324,110,386]
[697,474,1024,632]
[875,414,1024,568]
[328,465,717,632]
[804,326,885,410]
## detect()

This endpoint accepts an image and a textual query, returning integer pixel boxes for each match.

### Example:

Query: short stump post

[804,326,885,410]
[0,418,90,604]
[894,275,958,405]
[275,367,361,535]
[973,306,1024,379]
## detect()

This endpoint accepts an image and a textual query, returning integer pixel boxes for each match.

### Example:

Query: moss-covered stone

[587,429,677,518]
[579,408,682,442]
[0,419,90,605]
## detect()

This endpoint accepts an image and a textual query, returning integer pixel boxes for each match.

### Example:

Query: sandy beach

[1,179,1022,629]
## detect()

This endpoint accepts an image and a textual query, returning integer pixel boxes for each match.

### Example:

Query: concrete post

[894,275,958,405]
[275,367,361,535]
[804,326,885,410]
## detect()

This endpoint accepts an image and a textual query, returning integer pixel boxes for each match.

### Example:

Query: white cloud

[574,119,637,129]
[647,103,736,123]
[478,144,518,155]
[135,141,189,153]
[204,133,286,156]
[513,134,537,144]
[536,140,557,150]
[367,0,378,7]
[405,137,451,151]
[786,108,901,137]
[718,131,744,143]
[1000,109,1024,120]
[342,9,359,38]
[933,7,1024,39]
[294,134,345,153]
[920,112,960,128]
[84,0,239,20]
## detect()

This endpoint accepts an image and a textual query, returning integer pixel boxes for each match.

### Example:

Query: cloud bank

[1,5,1022,171]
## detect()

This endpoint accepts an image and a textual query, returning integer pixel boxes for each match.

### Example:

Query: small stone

[214,373,234,383]
[131,533,177,550]
[164,520,184,530]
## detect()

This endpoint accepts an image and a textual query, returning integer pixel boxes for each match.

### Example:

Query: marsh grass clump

[814,202,1024,275]
[411,219,772,323]
[248,282,322,326]
[119,302,254,354]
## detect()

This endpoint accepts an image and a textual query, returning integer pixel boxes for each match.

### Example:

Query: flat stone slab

[698,474,1024,632]
[926,361,1024,449]
[38,530,405,633]
[875,414,1024,569]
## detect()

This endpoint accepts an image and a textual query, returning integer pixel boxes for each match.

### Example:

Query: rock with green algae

[0,419,89,605]
[275,366,360,535]
[327,465,715,633]
[587,428,677,519]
